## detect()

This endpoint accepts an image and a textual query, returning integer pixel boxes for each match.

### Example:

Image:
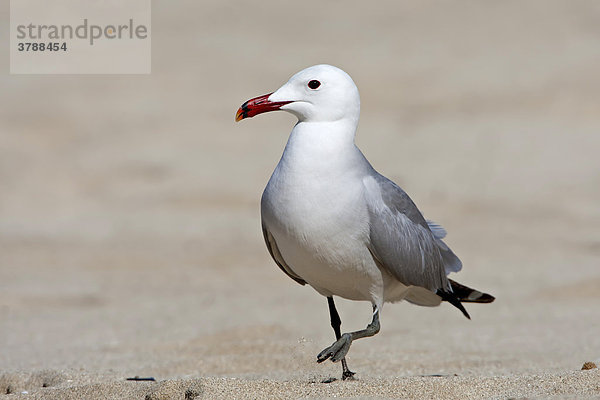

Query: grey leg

[318,303,380,367]
[326,297,355,380]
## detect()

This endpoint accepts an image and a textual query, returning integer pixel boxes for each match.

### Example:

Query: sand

[1,0,600,398]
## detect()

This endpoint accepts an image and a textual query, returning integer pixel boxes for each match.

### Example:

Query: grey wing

[261,224,306,286]
[426,220,463,274]
[363,174,451,291]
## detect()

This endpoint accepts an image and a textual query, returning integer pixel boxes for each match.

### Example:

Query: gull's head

[236,64,360,123]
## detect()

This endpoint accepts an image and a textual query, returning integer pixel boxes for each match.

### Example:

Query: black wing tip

[448,279,496,303]
[460,305,471,320]
[457,291,496,303]
[437,289,471,320]
[474,293,495,303]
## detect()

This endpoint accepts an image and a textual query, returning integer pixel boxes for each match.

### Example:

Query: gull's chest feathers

[263,158,363,240]
[261,125,369,246]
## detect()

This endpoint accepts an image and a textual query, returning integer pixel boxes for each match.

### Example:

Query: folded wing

[262,224,306,286]
[363,174,455,291]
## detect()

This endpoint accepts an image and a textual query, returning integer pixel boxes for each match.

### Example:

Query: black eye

[308,80,321,89]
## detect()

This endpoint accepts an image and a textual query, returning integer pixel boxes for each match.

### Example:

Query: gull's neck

[285,119,357,157]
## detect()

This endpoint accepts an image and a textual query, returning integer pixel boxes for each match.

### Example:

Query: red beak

[235,93,292,122]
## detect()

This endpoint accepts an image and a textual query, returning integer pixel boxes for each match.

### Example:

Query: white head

[236,64,360,124]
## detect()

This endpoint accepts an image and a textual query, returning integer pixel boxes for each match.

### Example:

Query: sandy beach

[1,1,599,398]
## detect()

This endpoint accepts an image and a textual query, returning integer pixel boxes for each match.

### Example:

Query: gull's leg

[318,304,380,367]
[326,297,355,380]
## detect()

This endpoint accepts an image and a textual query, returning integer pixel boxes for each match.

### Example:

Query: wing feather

[427,220,463,274]
[262,224,306,285]
[364,175,450,291]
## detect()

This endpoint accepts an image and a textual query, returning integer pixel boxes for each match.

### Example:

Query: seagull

[235,64,494,381]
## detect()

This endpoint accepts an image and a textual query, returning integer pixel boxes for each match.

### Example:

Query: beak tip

[235,108,245,122]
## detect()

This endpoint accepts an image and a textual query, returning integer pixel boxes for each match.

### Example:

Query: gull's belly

[271,224,378,301]
[262,185,382,301]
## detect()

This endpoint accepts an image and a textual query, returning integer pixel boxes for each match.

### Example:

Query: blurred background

[1,0,599,382]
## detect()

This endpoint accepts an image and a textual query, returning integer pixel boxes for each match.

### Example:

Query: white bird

[236,64,494,381]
